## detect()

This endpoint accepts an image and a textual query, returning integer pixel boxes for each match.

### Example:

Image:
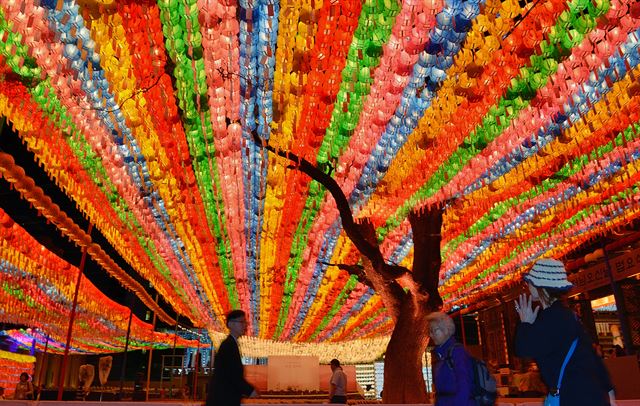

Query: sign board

[267,355,319,391]
[569,246,640,295]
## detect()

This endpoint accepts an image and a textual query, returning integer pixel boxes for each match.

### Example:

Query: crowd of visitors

[202,258,619,406]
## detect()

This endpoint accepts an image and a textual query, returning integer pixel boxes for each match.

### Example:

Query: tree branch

[252,132,387,269]
[322,262,373,289]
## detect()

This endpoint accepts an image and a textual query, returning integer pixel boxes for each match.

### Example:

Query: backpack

[445,343,497,406]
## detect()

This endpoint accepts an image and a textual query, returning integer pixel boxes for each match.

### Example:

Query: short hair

[330,359,340,367]
[226,309,246,326]
[426,312,455,338]
[19,372,30,380]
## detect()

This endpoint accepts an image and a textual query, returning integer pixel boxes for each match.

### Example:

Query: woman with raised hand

[514,258,616,405]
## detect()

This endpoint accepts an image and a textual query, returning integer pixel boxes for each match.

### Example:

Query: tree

[253,134,445,403]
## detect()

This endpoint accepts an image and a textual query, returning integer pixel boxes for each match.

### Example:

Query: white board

[267,355,320,391]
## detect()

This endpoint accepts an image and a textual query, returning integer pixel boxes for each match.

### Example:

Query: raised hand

[515,293,540,324]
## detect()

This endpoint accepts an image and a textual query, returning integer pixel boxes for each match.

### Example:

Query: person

[206,310,257,406]
[427,312,477,406]
[0,386,5,400]
[609,325,624,349]
[593,343,604,359]
[328,358,347,404]
[75,379,88,401]
[14,372,34,400]
[514,258,616,405]
[181,384,191,400]
[613,345,625,357]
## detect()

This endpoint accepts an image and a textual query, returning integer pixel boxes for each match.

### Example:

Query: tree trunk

[382,295,432,404]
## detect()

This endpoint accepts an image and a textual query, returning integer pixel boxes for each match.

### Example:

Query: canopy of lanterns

[0,0,639,352]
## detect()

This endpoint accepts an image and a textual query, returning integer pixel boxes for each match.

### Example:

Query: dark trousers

[330,395,347,404]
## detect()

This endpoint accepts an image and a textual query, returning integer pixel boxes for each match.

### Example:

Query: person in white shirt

[329,359,347,404]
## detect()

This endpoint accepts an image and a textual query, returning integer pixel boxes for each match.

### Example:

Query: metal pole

[37,334,50,400]
[57,223,93,401]
[193,332,201,400]
[207,342,215,401]
[210,342,215,370]
[119,308,134,400]
[601,245,635,354]
[145,293,159,401]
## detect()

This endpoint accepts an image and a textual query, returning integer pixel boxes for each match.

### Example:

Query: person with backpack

[514,258,616,405]
[428,312,495,406]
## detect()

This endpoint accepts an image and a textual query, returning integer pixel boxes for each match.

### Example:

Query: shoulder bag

[544,338,578,406]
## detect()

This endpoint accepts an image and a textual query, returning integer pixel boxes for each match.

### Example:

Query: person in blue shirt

[427,312,477,406]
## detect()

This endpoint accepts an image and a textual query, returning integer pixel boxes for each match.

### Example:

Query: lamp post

[118,308,134,400]
[57,223,93,401]
[36,334,49,400]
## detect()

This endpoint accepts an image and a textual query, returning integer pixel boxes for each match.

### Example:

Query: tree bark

[383,295,432,404]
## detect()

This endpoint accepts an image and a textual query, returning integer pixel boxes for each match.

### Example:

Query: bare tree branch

[321,262,373,289]
[80,73,164,113]
[252,132,388,270]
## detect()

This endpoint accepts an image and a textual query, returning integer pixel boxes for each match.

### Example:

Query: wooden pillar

[500,300,515,366]
[145,293,159,401]
[602,245,635,354]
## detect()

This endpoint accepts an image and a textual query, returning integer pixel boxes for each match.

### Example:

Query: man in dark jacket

[207,310,257,406]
